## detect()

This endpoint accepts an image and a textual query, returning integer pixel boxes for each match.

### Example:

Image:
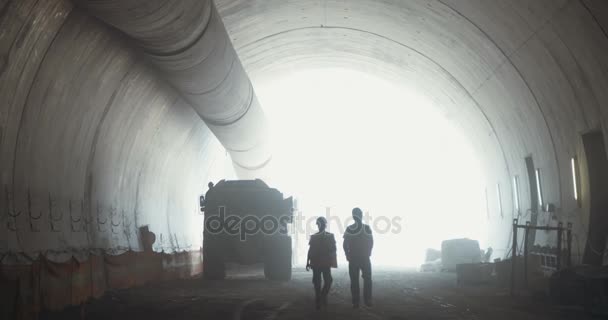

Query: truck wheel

[203,240,226,280]
[264,236,292,281]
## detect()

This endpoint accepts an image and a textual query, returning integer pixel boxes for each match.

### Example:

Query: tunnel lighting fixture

[485,188,491,219]
[571,157,579,201]
[535,169,544,207]
[512,176,520,213]
[496,184,503,217]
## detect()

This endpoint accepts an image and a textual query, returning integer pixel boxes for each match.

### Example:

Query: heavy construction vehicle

[201,179,294,281]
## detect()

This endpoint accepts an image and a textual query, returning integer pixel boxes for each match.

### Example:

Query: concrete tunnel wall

[216,0,608,262]
[1,0,608,265]
[0,0,233,256]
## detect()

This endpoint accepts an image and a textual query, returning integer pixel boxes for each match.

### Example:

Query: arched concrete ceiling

[215,0,608,254]
[1,0,608,262]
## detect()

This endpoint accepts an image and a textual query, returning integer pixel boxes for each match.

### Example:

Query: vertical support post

[511,218,518,296]
[523,221,530,290]
[557,222,563,271]
[4,185,9,215]
[567,223,573,267]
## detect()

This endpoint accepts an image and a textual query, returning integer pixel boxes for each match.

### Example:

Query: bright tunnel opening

[255,67,489,268]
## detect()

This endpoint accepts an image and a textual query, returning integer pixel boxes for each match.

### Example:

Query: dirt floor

[43,267,602,320]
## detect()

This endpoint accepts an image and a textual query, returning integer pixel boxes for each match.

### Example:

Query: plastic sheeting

[0,250,203,319]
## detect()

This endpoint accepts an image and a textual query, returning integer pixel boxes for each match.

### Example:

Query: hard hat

[352,207,363,219]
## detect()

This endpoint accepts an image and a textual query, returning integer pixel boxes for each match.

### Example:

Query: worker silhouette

[306,217,337,310]
[206,181,214,197]
[201,182,214,212]
[343,207,374,308]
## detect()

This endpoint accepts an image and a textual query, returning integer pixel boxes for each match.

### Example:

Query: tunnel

[1,0,608,318]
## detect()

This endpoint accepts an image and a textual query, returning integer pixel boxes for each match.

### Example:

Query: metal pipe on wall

[73,0,271,178]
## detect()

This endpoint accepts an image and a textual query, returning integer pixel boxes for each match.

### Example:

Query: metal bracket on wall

[82,201,92,233]
[110,207,122,235]
[69,200,84,232]
[49,193,62,232]
[27,189,42,232]
[96,203,107,232]
[5,186,20,232]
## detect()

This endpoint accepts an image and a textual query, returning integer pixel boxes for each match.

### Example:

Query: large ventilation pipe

[73,0,270,177]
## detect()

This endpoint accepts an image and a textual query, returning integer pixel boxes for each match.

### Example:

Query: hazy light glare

[255,68,487,267]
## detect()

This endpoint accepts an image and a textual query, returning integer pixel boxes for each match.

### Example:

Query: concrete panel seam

[549,28,598,129]
[9,5,71,192]
[438,0,573,97]
[438,0,564,207]
[579,0,608,42]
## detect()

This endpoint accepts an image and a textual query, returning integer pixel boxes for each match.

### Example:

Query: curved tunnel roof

[1,0,607,262]
[216,0,608,248]
[218,0,607,191]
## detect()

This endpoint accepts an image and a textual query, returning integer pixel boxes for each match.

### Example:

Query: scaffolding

[510,218,572,296]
